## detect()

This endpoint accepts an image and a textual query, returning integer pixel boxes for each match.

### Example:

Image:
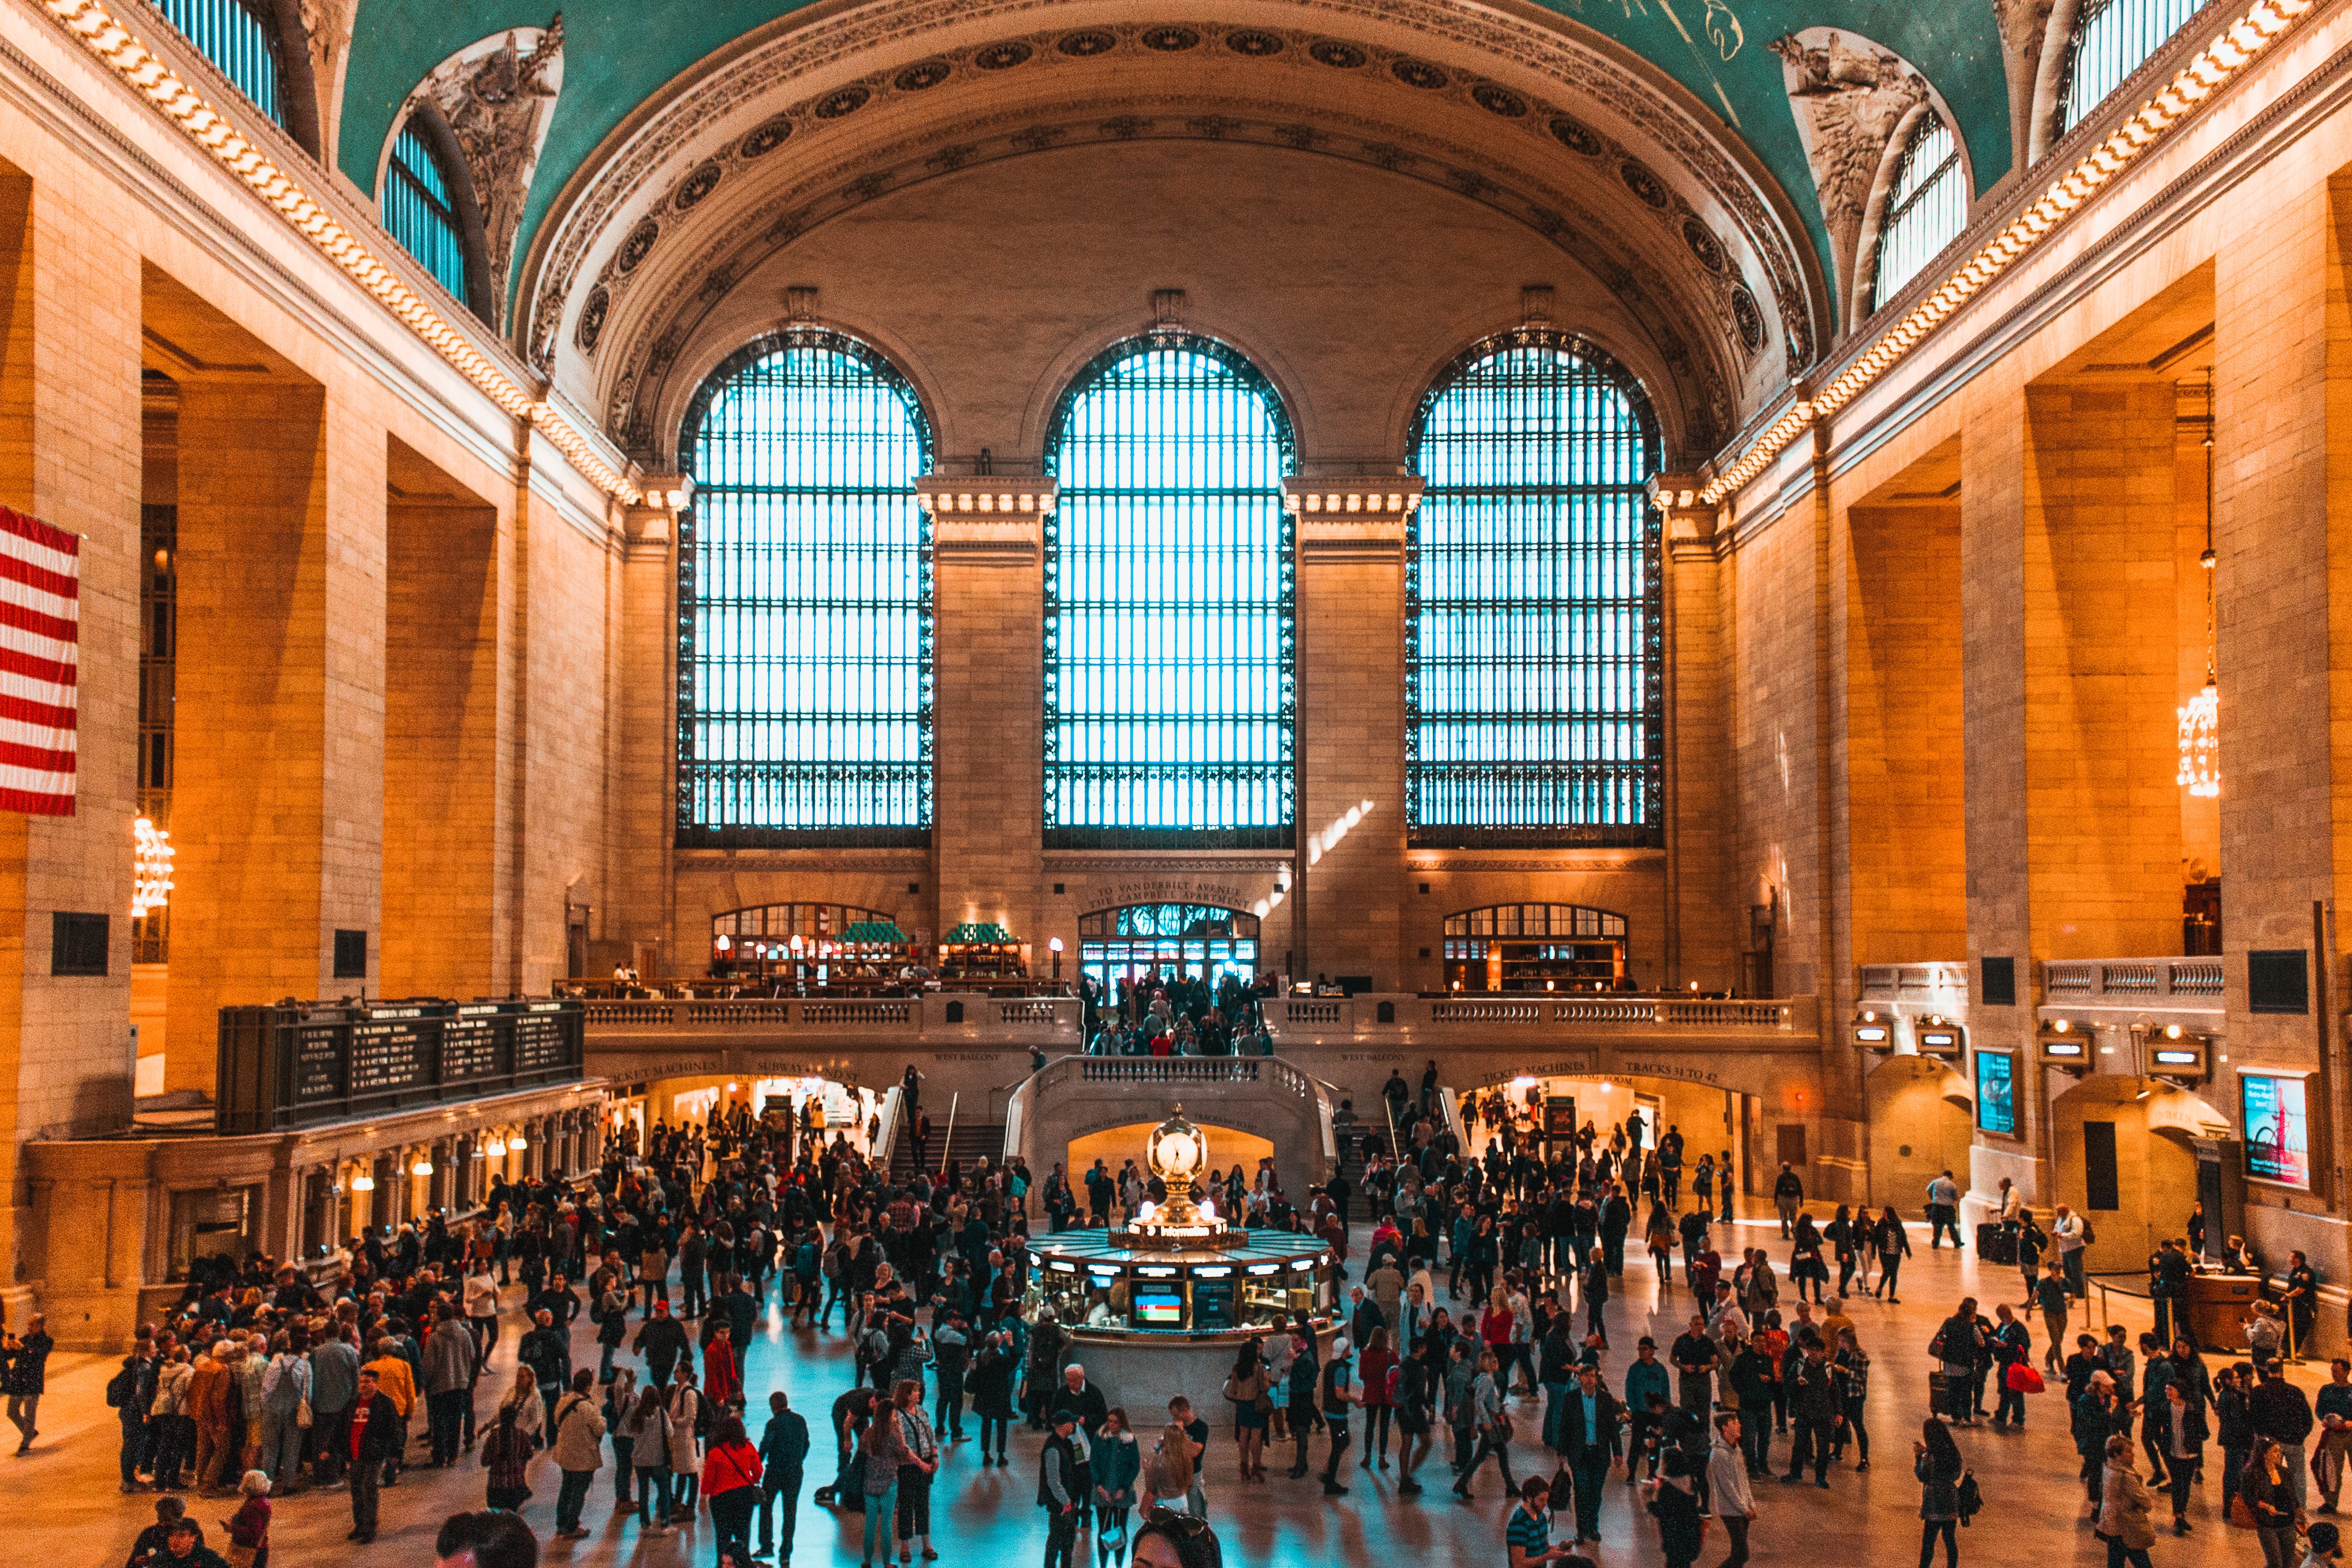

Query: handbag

[297,1397,313,1429]
[2005,1363,2045,1394]
[2229,1493,2258,1529]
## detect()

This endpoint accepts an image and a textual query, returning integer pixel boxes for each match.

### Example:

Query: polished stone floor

[36,1211,2308,1567]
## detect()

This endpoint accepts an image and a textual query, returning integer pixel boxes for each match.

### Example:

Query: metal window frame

[1041,331,1298,849]
[1405,329,1663,849]
[676,328,936,849]
[2062,0,2205,131]
[385,125,467,302]
[1871,116,1965,310]
[150,0,285,125]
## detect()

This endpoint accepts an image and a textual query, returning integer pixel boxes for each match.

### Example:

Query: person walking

[1875,1209,1913,1303]
[703,1414,765,1565]
[479,1397,534,1513]
[1453,1349,1515,1501]
[1040,1410,1084,1568]
[858,1380,908,1568]
[1644,1450,1706,1568]
[970,1330,1016,1467]
[6,1313,52,1453]
[669,1366,707,1522]
[549,1369,607,1540]
[757,1390,810,1561]
[343,1369,401,1545]
[1222,1338,1269,1483]
[1709,1412,1756,1568]
[1781,1340,1839,1486]
[1319,1336,1360,1495]
[891,1378,941,1563]
[620,1382,674,1535]
[1772,1165,1805,1239]
[1091,1409,1140,1564]
[2098,1433,2156,1568]
[2151,1381,2206,1537]
[1359,1327,1397,1471]
[1925,1172,1962,1251]
[2036,1263,2071,1376]
[423,1303,477,1468]
[2246,1437,2302,1568]
[1561,1362,1621,1544]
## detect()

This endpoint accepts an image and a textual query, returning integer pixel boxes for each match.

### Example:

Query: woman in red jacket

[701,1414,764,1564]
[1358,1328,1398,1471]
[704,1327,743,1410]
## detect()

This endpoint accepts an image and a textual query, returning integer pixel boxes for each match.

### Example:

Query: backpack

[1547,1463,1575,1514]
[2079,1218,2097,1246]
[105,1364,135,1409]
[1957,1470,1983,1524]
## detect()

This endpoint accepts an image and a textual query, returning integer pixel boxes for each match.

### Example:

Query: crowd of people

[63,1052,2337,1568]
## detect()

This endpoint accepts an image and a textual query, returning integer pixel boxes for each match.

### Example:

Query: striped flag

[0,506,78,816]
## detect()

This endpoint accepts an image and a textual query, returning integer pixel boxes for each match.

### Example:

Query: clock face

[1158,1131,1197,1172]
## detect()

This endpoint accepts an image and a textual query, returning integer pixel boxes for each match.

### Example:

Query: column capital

[1648,471,1721,553]
[915,474,1056,564]
[1282,477,1422,561]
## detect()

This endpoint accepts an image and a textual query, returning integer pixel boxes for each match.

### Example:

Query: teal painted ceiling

[339,0,2013,309]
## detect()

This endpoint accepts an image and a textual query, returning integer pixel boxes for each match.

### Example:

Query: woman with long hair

[1789,1214,1827,1304]
[1914,1418,1964,1568]
[1647,1200,1677,1286]
[1358,1327,1397,1470]
[702,1414,764,1565]
[480,1395,534,1514]
[891,1377,940,1564]
[1147,1421,1197,1515]
[496,1365,544,1451]
[1827,1205,1858,1297]
[1092,1407,1141,1564]
[620,1382,673,1533]
[2245,1437,2300,1568]
[1223,1338,1268,1481]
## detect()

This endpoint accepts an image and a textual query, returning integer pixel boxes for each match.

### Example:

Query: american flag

[0,506,79,816]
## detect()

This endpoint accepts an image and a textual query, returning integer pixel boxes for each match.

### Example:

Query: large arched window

[1871,115,1965,311]
[678,331,932,846]
[1408,334,1661,846]
[153,0,288,129]
[2064,0,2201,130]
[384,124,470,304]
[1044,335,1295,848]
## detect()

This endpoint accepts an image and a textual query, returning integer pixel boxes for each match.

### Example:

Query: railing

[1857,962,1970,999]
[1437,1085,1467,1148]
[1264,993,1813,1038]
[2042,959,2226,1004]
[1077,1058,1262,1084]
[562,976,1074,1000]
[581,992,1082,1042]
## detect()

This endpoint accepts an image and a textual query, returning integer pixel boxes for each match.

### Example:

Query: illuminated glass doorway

[1079,903,1260,995]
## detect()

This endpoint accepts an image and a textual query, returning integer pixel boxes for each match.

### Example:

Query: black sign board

[216,997,584,1134]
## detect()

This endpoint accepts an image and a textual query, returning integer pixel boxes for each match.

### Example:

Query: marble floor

[32,1212,2310,1567]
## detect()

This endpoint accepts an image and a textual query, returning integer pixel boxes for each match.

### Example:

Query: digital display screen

[1135,1290,1184,1325]
[2243,1074,2311,1188]
[2155,1049,2199,1066]
[2044,1040,2084,1057]
[1975,1051,2015,1136]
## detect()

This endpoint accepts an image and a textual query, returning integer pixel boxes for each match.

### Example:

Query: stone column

[919,478,1053,958]
[0,161,142,1307]
[1653,478,1738,990]
[168,367,386,1086]
[1284,478,1417,986]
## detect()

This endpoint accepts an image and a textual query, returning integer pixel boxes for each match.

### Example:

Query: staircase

[891,1118,1006,1181]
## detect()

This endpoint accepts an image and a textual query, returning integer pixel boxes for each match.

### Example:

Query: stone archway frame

[594,84,1739,468]
[511,0,1830,434]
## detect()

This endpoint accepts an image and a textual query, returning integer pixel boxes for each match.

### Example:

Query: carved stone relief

[1768,28,1931,335]
[409,21,566,334]
[515,0,1822,392]
[1992,0,2068,166]
[297,0,359,163]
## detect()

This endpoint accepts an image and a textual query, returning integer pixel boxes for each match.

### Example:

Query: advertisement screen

[1975,1051,2016,1136]
[2242,1073,2311,1188]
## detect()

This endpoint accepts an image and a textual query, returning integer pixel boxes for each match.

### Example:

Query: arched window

[1408,334,1661,846]
[384,124,468,304]
[2064,0,2201,130]
[1044,335,1295,848]
[154,0,285,125]
[678,331,932,846]
[1872,116,1965,310]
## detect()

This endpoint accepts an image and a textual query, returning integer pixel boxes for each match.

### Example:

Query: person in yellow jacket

[360,1340,416,1483]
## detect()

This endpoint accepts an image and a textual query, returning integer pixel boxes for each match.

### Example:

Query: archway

[2051,1075,2232,1277]
[1863,1054,1975,1210]
[1078,904,1261,997]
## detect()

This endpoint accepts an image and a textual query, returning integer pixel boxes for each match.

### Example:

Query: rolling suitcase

[1976,1222,2017,1266]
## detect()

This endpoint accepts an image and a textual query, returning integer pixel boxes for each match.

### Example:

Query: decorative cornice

[915,475,1058,515]
[1700,0,2321,506]
[1281,477,1422,518]
[34,0,641,503]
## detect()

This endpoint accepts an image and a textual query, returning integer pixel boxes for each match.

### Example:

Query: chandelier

[131,815,175,917]
[2177,372,2220,799]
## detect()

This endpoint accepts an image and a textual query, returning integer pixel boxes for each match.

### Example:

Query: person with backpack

[1873,1209,1914,1304]
[110,1337,159,1492]
[1318,1336,1360,1495]
[1915,1417,1966,1568]
[668,1361,706,1523]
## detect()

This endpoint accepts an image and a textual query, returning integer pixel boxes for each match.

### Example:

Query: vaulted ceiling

[322,0,2023,462]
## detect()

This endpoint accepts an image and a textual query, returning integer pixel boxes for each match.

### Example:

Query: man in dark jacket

[1559,1363,1622,1544]
[1780,1342,1840,1485]
[518,1309,572,1437]
[633,1299,690,1388]
[421,1304,477,1467]
[1726,1335,1777,1476]
[2252,1363,2316,1508]
[6,1312,53,1453]
[1039,1410,1083,1568]
[1048,1363,1108,1438]
[345,1370,403,1543]
[757,1389,810,1559]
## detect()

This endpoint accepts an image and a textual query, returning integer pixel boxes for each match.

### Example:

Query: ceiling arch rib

[591,92,1744,468]
[512,0,1830,437]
